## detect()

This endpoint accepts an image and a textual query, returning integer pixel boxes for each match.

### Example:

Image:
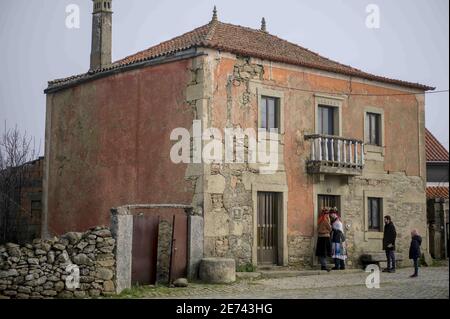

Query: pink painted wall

[46,60,195,234]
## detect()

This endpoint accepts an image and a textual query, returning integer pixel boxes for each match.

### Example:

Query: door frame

[256,192,281,265]
[252,184,288,266]
[312,177,346,265]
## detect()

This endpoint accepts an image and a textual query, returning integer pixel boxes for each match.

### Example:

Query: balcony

[304,134,365,176]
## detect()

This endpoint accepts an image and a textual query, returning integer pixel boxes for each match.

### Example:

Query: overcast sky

[0,0,448,154]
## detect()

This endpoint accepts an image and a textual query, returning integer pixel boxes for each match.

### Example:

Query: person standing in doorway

[382,215,397,273]
[330,211,347,270]
[409,229,422,278]
[316,208,332,271]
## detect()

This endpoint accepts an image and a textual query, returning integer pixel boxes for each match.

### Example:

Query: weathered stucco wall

[202,51,427,267]
[197,53,290,266]
[44,59,196,235]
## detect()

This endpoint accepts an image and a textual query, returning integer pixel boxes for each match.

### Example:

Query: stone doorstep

[237,268,363,280]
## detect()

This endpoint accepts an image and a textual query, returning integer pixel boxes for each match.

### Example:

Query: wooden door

[257,192,280,265]
[169,214,188,283]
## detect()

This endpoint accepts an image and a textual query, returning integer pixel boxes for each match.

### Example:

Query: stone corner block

[207,174,225,194]
[199,257,236,284]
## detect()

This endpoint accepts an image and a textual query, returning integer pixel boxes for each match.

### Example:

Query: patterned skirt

[332,242,347,260]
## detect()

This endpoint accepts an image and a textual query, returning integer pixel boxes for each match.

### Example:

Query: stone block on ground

[199,258,236,284]
[422,253,433,267]
[173,278,188,287]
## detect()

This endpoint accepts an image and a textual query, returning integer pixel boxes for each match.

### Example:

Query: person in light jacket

[409,229,422,278]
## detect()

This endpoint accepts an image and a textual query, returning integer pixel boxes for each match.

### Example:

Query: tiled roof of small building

[426,186,449,199]
[426,129,449,162]
[47,18,434,92]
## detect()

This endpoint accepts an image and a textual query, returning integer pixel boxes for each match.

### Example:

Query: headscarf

[317,208,329,225]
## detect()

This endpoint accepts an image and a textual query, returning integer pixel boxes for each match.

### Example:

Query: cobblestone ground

[132,266,448,299]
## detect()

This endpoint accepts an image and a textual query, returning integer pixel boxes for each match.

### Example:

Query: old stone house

[0,157,44,244]
[43,1,434,270]
[425,129,449,259]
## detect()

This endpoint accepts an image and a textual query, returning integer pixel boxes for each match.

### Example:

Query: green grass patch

[114,284,173,298]
[236,263,257,272]
[430,259,449,267]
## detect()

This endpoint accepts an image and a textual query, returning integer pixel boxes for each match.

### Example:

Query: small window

[366,112,381,146]
[260,96,280,131]
[368,197,382,231]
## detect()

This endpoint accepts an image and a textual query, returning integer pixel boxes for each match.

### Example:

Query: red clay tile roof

[47,20,434,91]
[426,129,449,162]
[426,186,449,199]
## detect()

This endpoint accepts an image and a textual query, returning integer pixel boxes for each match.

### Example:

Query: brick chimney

[90,0,112,70]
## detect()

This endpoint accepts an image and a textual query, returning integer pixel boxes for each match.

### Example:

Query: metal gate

[132,215,159,285]
[131,211,187,285]
[257,192,280,265]
[169,214,188,283]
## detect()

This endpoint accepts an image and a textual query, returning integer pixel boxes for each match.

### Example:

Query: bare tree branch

[0,122,39,243]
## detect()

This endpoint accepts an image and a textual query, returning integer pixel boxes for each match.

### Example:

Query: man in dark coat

[409,229,422,277]
[382,215,397,273]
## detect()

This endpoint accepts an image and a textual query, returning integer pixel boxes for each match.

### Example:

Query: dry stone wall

[0,226,115,299]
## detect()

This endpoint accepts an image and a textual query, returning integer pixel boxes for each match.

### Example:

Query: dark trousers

[413,258,419,275]
[334,258,345,269]
[386,250,396,269]
[319,256,327,268]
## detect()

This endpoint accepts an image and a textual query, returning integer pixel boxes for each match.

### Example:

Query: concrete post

[110,207,133,293]
[187,214,204,280]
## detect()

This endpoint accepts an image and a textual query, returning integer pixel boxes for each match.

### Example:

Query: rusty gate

[130,207,189,286]
[131,215,159,285]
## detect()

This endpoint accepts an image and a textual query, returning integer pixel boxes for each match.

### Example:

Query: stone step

[237,268,363,280]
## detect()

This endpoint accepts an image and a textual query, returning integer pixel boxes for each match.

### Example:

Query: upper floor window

[318,105,339,136]
[368,197,382,231]
[260,96,280,131]
[366,112,381,146]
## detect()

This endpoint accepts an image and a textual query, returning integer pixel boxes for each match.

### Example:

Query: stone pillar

[110,207,132,293]
[187,214,204,280]
[156,219,173,285]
